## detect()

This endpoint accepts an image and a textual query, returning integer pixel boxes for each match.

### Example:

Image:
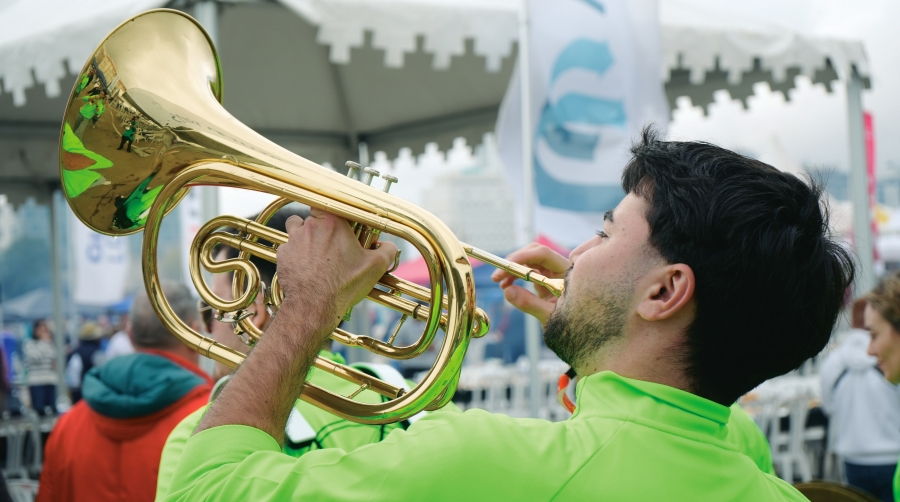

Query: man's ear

[636,264,695,322]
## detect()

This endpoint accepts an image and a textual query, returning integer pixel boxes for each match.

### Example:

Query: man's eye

[596,230,608,239]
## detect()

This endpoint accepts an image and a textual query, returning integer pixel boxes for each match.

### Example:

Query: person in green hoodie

[90,90,107,127]
[118,116,138,153]
[37,283,213,502]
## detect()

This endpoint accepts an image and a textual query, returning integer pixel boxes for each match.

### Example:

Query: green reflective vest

[79,96,98,119]
[164,371,803,501]
[155,351,431,501]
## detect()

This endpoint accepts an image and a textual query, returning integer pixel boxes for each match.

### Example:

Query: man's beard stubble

[543,284,629,371]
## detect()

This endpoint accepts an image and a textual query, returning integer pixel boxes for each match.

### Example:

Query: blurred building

[878,161,900,208]
[418,136,517,254]
[17,197,51,241]
[0,195,16,251]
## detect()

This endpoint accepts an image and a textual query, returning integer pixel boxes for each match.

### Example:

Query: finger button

[381,174,398,193]
[345,161,362,180]
[362,167,380,186]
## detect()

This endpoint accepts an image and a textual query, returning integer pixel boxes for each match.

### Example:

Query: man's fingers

[491,244,570,284]
[284,214,305,236]
[504,245,570,274]
[284,214,305,241]
[308,206,329,219]
[370,241,400,274]
[503,285,554,325]
[497,275,517,289]
[491,268,512,282]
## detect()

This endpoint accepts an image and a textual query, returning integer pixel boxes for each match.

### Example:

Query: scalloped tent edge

[0,0,870,113]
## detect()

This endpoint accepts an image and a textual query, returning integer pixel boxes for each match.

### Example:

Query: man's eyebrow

[604,210,614,224]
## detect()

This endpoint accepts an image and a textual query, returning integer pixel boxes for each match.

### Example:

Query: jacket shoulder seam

[549,418,628,501]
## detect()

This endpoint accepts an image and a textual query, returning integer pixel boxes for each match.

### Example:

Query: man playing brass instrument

[155,208,434,500]
[164,128,853,501]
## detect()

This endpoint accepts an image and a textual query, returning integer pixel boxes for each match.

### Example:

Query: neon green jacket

[894,464,899,501]
[727,403,775,475]
[164,371,803,501]
[75,72,92,94]
[155,352,427,501]
[79,96,98,119]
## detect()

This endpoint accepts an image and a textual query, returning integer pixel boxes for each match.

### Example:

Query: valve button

[345,161,361,180]
[362,167,380,186]
[381,174,399,193]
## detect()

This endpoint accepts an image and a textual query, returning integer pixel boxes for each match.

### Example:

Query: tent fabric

[659,0,870,83]
[0,0,163,106]
[661,27,868,85]
[0,0,869,109]
[1,287,52,323]
[278,0,519,71]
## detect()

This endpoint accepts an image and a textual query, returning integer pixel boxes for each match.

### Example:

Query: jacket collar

[137,348,213,385]
[572,371,732,440]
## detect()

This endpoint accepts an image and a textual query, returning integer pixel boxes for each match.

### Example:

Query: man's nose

[568,239,595,263]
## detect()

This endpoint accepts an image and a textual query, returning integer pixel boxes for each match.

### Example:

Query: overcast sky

[663,0,899,175]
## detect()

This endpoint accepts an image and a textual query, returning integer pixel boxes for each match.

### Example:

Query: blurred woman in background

[863,271,900,502]
[24,319,58,415]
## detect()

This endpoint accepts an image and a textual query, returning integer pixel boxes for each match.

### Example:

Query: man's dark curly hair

[621,126,855,405]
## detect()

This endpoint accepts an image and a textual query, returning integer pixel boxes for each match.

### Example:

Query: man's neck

[575,330,692,394]
[138,346,200,367]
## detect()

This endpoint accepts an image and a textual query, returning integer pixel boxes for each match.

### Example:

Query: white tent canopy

[2,0,868,114]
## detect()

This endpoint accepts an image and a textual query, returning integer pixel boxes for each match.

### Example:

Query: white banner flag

[179,189,203,289]
[497,0,668,247]
[71,214,130,306]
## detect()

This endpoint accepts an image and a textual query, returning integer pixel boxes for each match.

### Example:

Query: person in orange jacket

[37,283,213,502]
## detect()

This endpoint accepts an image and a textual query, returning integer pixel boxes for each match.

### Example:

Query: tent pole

[329,63,360,161]
[847,67,876,297]
[195,0,220,235]
[518,0,542,419]
[50,190,69,405]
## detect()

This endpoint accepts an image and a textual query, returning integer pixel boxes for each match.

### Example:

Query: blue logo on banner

[534,36,626,212]
[580,0,605,13]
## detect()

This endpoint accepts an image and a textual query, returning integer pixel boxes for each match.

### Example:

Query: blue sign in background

[533,31,627,213]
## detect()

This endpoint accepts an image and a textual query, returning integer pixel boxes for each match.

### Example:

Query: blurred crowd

[0,313,136,417]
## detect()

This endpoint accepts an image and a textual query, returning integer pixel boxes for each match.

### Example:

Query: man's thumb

[503,285,552,324]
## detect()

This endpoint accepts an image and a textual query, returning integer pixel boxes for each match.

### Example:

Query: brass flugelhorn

[58,9,564,424]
